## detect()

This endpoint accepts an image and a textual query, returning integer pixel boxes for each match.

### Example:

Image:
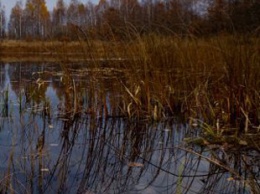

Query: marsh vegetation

[0,0,259,193]
[0,45,259,192]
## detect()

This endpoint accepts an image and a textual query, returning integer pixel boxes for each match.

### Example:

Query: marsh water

[0,62,259,194]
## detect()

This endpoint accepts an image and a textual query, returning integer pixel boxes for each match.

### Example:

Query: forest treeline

[0,0,259,40]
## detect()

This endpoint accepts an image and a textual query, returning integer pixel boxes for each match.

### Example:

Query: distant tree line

[1,0,259,40]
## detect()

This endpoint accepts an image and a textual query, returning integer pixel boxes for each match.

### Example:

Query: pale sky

[1,0,99,19]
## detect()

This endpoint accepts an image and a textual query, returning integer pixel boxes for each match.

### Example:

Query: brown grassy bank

[0,40,125,62]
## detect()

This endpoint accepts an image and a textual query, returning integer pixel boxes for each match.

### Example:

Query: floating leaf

[50,143,59,147]
[127,162,144,167]
[227,177,234,181]
[191,122,198,127]
[41,168,49,172]
[239,140,247,145]
[163,128,170,132]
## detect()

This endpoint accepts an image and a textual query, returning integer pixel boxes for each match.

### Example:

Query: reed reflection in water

[0,63,258,194]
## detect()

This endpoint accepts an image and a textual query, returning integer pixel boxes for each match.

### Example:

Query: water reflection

[0,63,258,194]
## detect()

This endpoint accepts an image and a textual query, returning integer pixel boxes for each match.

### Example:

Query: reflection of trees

[0,63,259,194]
[0,63,6,89]
[9,62,53,96]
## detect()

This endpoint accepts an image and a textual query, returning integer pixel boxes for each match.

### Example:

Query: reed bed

[2,33,259,144]
[118,35,259,146]
[38,33,259,140]
[65,34,260,147]
[33,33,258,149]
[112,35,260,124]
[0,57,258,193]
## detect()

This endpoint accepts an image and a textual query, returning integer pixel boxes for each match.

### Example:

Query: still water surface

[0,63,258,194]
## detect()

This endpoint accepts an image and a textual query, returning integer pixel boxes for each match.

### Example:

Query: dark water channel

[0,63,259,194]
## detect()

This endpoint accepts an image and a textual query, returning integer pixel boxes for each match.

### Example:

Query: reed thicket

[94,34,260,132]
[34,31,259,136]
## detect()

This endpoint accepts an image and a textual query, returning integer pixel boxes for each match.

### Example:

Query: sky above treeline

[1,0,99,18]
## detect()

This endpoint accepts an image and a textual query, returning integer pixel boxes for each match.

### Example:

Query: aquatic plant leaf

[127,162,144,167]
[134,85,141,96]
[127,102,132,117]
[239,140,247,145]
[50,144,59,147]
[163,128,170,132]
[41,168,49,172]
[227,177,234,181]
[121,81,141,105]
